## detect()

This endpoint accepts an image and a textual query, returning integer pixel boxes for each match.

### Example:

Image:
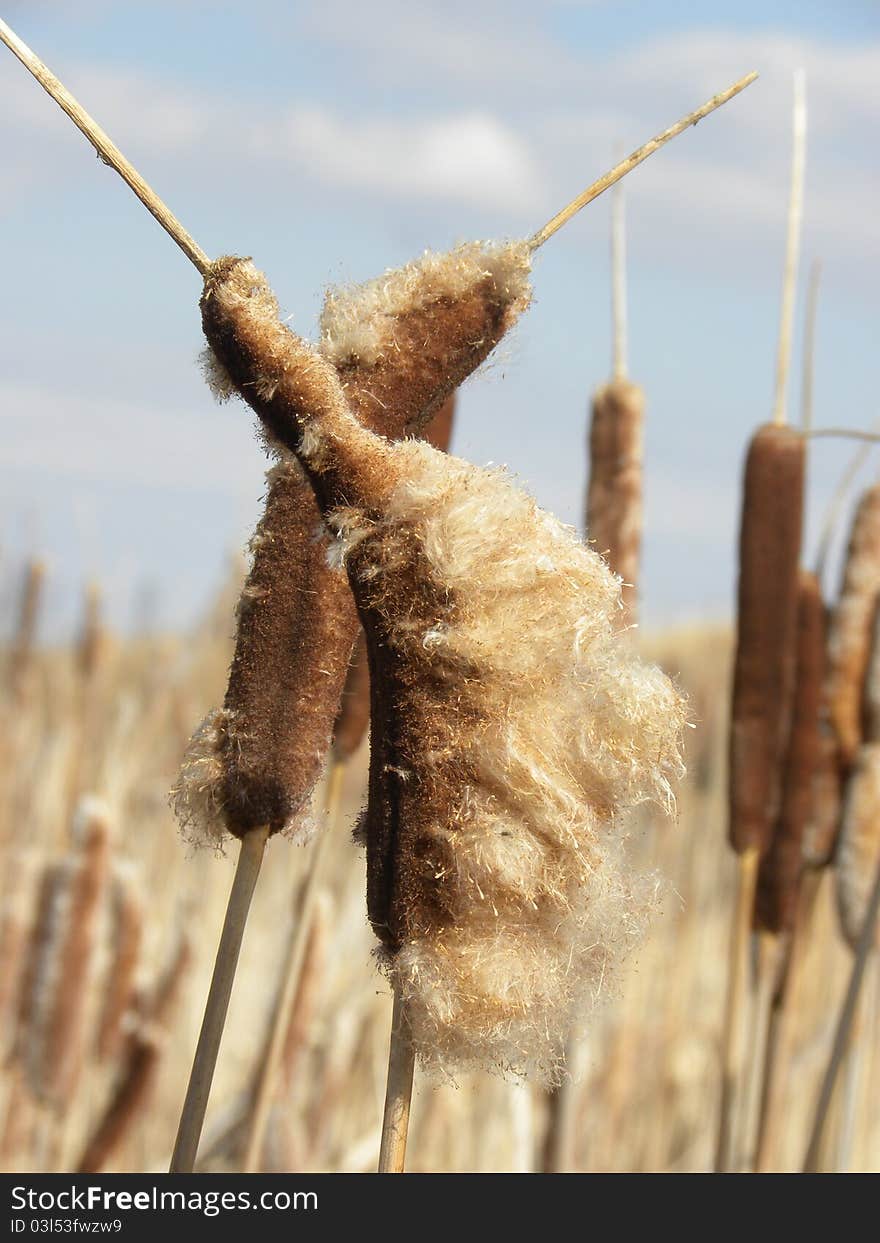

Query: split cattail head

[729,423,805,856]
[190,252,685,1077]
[175,244,525,848]
[755,570,824,932]
[826,484,880,771]
[586,379,644,625]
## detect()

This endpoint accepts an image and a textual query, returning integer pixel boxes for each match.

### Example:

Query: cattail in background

[729,424,805,859]
[586,182,644,626]
[95,863,144,1062]
[826,485,880,773]
[7,557,46,701]
[718,72,807,1174]
[15,800,111,1109]
[0,854,35,1049]
[754,571,824,934]
[78,933,192,1172]
[76,580,107,685]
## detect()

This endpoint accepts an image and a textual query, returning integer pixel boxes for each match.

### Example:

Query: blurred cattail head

[729,423,805,857]
[16,798,111,1107]
[586,378,644,626]
[754,571,824,932]
[827,484,880,771]
[836,743,880,949]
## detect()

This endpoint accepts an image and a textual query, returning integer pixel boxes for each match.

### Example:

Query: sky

[1,1,878,640]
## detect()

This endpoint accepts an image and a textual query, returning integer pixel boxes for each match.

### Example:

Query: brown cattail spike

[729,423,805,855]
[96,864,144,1061]
[754,571,825,932]
[8,558,46,698]
[826,485,880,771]
[333,395,458,763]
[836,745,880,949]
[586,380,644,625]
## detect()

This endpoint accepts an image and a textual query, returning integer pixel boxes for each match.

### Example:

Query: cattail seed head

[729,423,805,856]
[335,441,686,1079]
[586,379,644,625]
[177,245,527,848]
[836,743,880,949]
[754,571,824,932]
[827,485,880,770]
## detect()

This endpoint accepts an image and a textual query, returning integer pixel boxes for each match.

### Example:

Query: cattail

[0,858,34,1048]
[76,579,107,683]
[586,182,643,625]
[95,863,144,1061]
[8,557,46,698]
[175,249,524,849]
[16,799,111,1107]
[196,254,686,1078]
[754,571,824,932]
[332,395,458,763]
[728,423,805,857]
[586,380,644,624]
[826,485,880,771]
[78,934,192,1172]
[836,745,880,950]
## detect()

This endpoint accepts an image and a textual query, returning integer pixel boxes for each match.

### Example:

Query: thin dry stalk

[170,826,269,1173]
[241,763,344,1172]
[2,16,754,273]
[377,987,416,1174]
[715,846,759,1172]
[771,71,807,428]
[529,72,757,249]
[0,19,208,271]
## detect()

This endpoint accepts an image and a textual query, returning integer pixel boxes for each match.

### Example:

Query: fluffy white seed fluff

[319,242,532,366]
[329,440,686,1080]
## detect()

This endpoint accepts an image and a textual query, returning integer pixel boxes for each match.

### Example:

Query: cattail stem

[377,987,415,1174]
[715,846,760,1172]
[803,854,880,1171]
[610,182,627,383]
[170,825,269,1173]
[772,71,807,427]
[0,18,208,273]
[753,866,821,1171]
[809,428,880,443]
[529,72,757,250]
[242,762,344,1173]
[801,260,821,434]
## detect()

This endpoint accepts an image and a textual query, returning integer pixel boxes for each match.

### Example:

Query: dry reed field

[1,16,878,1179]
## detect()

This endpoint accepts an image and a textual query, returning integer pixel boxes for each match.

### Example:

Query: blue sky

[1,2,878,638]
